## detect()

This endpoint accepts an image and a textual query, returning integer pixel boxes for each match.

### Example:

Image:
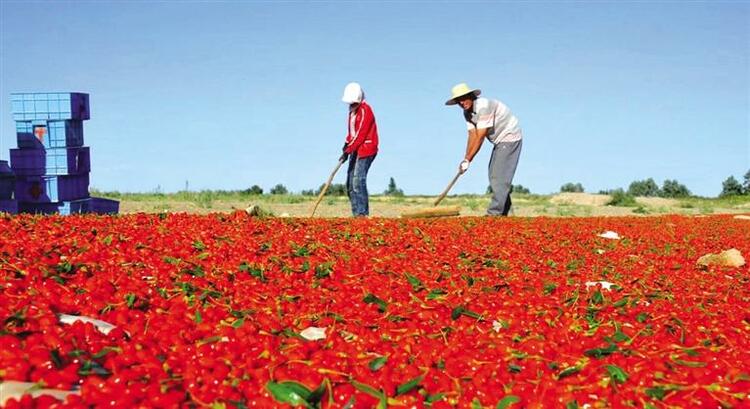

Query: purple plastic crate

[86,197,119,214]
[0,161,14,200]
[10,147,90,176]
[0,199,18,214]
[11,93,90,121]
[15,174,90,203]
[16,120,84,149]
[17,197,118,215]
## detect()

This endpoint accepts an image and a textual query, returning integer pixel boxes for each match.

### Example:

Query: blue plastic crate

[17,197,117,215]
[15,174,90,203]
[0,199,18,214]
[10,92,90,121]
[16,120,84,149]
[10,147,90,176]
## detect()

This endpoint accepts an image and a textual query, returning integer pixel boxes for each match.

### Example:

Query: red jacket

[344,101,379,158]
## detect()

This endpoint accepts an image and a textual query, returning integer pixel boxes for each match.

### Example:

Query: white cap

[342,82,364,104]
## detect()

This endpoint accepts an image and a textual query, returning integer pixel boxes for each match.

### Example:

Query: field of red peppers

[1,213,749,408]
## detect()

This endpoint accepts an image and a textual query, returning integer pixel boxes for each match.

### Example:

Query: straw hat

[445,83,481,105]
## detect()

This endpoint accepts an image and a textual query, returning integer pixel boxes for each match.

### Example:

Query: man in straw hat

[446,83,522,216]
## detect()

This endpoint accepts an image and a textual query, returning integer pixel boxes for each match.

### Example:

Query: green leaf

[405,273,425,292]
[557,366,580,379]
[395,374,424,396]
[193,240,207,251]
[369,356,387,372]
[125,293,137,308]
[605,364,628,384]
[451,305,483,321]
[496,395,521,408]
[583,343,617,359]
[266,381,313,408]
[426,288,447,300]
[636,312,650,323]
[194,309,203,324]
[670,356,707,368]
[232,318,245,328]
[425,392,446,405]
[645,386,666,400]
[50,349,63,369]
[508,363,522,373]
[363,293,387,312]
[589,290,605,306]
[471,398,483,409]
[566,401,579,409]
[314,262,334,279]
[351,381,387,409]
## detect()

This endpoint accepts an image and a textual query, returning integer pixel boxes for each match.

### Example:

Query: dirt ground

[117,193,750,218]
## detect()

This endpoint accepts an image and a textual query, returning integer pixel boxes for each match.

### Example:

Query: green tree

[383,177,404,196]
[660,179,691,198]
[513,184,530,194]
[560,182,584,193]
[270,184,288,195]
[244,185,263,195]
[720,176,743,197]
[743,170,750,195]
[627,178,660,197]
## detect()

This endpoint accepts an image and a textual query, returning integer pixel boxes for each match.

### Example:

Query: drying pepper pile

[1,213,748,408]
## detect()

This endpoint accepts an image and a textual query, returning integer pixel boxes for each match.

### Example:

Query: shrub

[607,189,637,207]
[270,184,288,195]
[560,183,584,193]
[244,185,264,195]
[317,183,347,196]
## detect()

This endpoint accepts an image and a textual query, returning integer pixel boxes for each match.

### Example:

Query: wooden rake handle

[311,159,345,217]
[433,171,462,206]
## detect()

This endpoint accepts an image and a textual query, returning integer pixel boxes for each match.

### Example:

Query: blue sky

[0,1,748,197]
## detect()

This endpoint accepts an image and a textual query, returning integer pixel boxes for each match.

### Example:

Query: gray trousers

[487,139,522,216]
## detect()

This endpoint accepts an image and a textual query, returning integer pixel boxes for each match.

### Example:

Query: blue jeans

[346,154,375,216]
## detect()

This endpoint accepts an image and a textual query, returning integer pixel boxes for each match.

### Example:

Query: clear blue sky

[1,1,748,197]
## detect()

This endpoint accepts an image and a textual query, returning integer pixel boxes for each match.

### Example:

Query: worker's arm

[458,127,488,173]
[464,127,488,161]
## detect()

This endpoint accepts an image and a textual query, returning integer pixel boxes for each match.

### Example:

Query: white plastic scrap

[597,231,621,240]
[0,381,79,405]
[492,320,504,333]
[300,326,327,341]
[585,281,615,291]
[58,314,116,335]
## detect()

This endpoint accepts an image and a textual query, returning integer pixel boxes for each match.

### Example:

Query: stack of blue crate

[9,92,119,215]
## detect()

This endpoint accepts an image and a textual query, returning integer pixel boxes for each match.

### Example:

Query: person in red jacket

[340,82,379,216]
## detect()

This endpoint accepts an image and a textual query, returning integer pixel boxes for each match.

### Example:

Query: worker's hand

[458,159,470,174]
[339,152,349,163]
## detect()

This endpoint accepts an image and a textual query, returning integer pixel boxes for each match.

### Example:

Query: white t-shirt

[466,97,522,144]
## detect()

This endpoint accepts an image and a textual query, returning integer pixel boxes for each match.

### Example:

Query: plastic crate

[1,161,15,200]
[18,197,117,215]
[11,93,90,121]
[0,199,18,214]
[10,147,90,176]
[86,197,119,214]
[16,120,84,149]
[15,174,90,203]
